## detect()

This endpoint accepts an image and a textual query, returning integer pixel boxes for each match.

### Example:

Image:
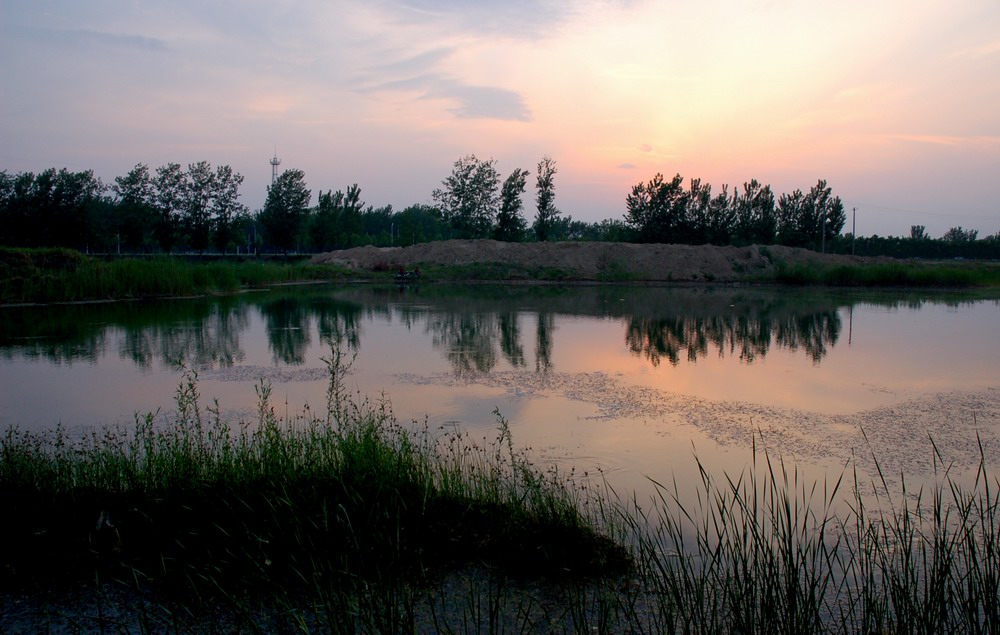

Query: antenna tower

[269,150,281,185]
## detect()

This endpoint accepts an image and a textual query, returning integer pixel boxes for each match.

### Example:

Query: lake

[2,283,998,502]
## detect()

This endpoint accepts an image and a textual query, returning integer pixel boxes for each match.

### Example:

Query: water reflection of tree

[421,307,557,376]
[498,313,525,368]
[313,298,363,353]
[261,298,312,365]
[0,300,249,368]
[0,333,107,365]
[535,312,554,372]
[426,312,498,376]
[625,310,841,366]
[775,313,841,363]
[123,305,249,369]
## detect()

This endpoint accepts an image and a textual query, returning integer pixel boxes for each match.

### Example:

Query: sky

[2,0,999,238]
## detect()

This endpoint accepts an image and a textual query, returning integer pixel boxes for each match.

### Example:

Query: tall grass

[0,341,625,630]
[609,438,1000,634]
[0,248,346,303]
[773,260,1000,287]
[1,344,998,632]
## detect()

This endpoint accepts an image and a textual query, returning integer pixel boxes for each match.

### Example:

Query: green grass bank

[772,259,1000,287]
[0,248,350,304]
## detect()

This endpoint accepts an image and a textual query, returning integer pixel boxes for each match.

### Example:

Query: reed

[0,248,345,303]
[608,438,1000,634]
[0,341,625,630]
[773,260,1000,287]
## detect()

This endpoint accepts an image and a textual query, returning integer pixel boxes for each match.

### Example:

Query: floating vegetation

[398,370,1000,485]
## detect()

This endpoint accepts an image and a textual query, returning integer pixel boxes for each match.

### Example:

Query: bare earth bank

[310,239,880,281]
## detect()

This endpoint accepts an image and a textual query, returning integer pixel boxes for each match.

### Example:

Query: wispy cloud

[357,46,532,121]
[20,26,173,53]
[948,39,1000,61]
[381,0,574,39]
[431,83,531,121]
[890,134,1000,149]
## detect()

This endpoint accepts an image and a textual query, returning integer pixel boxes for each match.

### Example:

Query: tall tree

[533,156,560,241]
[112,163,156,252]
[0,171,36,246]
[943,226,978,242]
[432,155,500,239]
[734,179,776,245]
[0,168,105,249]
[309,190,344,252]
[340,184,365,246]
[809,179,846,250]
[685,178,713,244]
[43,168,105,248]
[259,169,311,253]
[393,204,446,246]
[153,163,186,253]
[776,180,844,249]
[776,189,807,247]
[210,164,247,253]
[705,184,736,245]
[494,168,529,242]
[184,161,216,252]
[624,173,688,243]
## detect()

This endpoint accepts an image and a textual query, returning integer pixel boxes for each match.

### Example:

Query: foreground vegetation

[1,345,997,632]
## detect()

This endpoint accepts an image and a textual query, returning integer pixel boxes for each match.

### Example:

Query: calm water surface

[2,284,998,499]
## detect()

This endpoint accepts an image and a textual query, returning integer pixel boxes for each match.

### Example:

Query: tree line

[2,160,998,258]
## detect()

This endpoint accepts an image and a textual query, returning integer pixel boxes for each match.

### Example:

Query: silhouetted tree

[494,168,529,241]
[942,226,978,242]
[706,184,737,245]
[624,173,688,243]
[259,169,311,253]
[685,178,713,244]
[112,164,157,252]
[309,190,343,252]
[153,163,185,253]
[211,165,247,253]
[533,156,560,241]
[0,168,105,248]
[776,180,844,249]
[340,184,365,246]
[734,179,776,245]
[183,161,216,252]
[433,155,500,238]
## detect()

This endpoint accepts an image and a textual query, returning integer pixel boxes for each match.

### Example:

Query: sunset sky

[2,0,998,238]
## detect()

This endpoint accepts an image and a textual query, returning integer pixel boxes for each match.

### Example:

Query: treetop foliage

[533,156,560,242]
[2,158,998,258]
[432,154,501,239]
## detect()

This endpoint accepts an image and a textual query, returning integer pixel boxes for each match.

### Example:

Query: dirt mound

[311,240,877,282]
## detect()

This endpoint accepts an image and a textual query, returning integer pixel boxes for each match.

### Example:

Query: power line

[843,200,998,220]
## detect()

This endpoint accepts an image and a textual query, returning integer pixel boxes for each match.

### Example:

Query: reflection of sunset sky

[2,2,999,236]
[2,288,997,505]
